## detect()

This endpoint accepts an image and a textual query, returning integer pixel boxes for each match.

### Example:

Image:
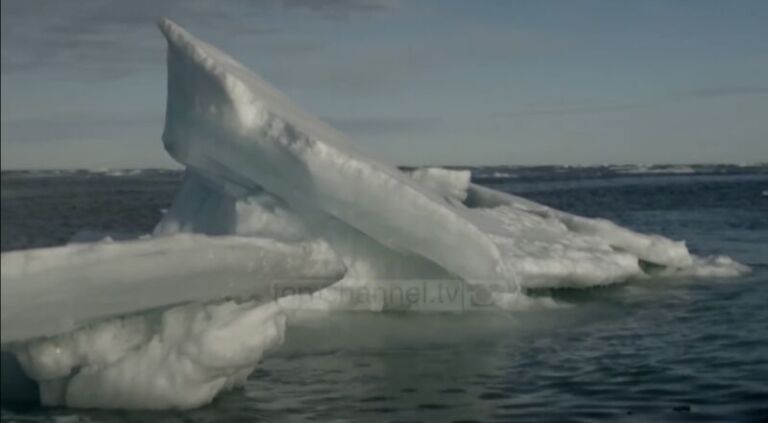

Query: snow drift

[0,18,748,410]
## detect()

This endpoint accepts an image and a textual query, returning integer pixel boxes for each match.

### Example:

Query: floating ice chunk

[13,301,285,410]
[653,255,750,278]
[470,205,642,288]
[1,234,344,344]
[464,183,750,281]
[390,169,741,287]
[466,183,693,268]
[385,169,645,287]
[158,19,510,286]
[1,231,342,410]
[614,164,696,175]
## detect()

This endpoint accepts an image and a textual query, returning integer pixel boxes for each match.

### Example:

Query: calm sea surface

[2,165,767,422]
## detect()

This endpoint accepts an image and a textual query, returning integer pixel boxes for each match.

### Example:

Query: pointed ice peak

[157,19,510,285]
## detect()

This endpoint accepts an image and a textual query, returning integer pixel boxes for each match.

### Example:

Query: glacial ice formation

[0,18,748,410]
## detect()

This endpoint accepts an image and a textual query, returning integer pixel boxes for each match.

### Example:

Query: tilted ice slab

[158,18,512,287]
[157,169,453,281]
[1,234,343,409]
[1,234,344,344]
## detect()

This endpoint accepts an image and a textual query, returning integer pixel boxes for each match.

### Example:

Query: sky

[1,0,767,169]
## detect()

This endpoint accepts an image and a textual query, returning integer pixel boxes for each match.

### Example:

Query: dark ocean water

[1,164,767,422]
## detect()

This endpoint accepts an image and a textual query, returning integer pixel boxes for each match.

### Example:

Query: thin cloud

[280,0,398,19]
[493,85,768,118]
[1,113,162,143]
[326,115,441,135]
[0,0,398,78]
[680,86,768,98]
[495,102,648,118]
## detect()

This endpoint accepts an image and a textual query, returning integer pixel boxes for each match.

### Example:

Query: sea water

[1,164,766,422]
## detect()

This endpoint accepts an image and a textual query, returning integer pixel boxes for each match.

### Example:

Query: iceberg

[0,18,748,410]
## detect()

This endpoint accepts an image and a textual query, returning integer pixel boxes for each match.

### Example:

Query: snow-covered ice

[0,18,749,410]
